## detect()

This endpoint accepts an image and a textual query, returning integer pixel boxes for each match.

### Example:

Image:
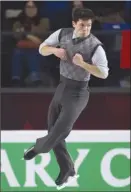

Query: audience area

[1,1,130,88]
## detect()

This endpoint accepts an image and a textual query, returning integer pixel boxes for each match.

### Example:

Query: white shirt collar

[72,31,77,39]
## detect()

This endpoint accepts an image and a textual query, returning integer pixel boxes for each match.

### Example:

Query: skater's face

[72,19,92,37]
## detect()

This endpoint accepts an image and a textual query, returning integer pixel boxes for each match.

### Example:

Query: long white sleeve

[39,29,62,54]
[92,46,109,78]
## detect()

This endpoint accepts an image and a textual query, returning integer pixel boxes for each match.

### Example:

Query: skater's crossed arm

[73,46,109,79]
[39,29,66,60]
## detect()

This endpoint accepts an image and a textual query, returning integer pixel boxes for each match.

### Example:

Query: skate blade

[56,174,80,190]
[22,146,34,160]
[24,146,34,155]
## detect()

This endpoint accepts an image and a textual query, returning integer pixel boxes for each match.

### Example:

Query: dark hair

[18,12,41,26]
[18,1,41,28]
[72,8,95,22]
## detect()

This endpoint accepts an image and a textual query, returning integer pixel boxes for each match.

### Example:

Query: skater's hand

[72,53,84,67]
[53,48,67,60]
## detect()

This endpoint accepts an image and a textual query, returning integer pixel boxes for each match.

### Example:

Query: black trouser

[34,75,90,172]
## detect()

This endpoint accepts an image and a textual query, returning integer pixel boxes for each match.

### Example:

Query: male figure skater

[24,8,109,189]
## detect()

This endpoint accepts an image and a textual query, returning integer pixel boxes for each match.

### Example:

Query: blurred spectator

[120,76,130,88]
[72,1,84,9]
[99,10,125,24]
[92,16,102,30]
[1,1,24,31]
[11,1,50,87]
